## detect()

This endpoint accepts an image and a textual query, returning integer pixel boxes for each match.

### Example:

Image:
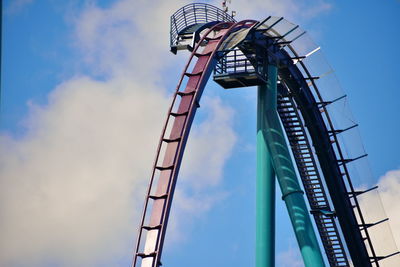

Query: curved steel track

[133,20,257,267]
[133,12,396,267]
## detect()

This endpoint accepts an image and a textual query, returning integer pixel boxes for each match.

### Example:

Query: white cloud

[0,0,235,265]
[0,75,235,267]
[179,97,237,189]
[355,169,400,266]
[1,0,335,266]
[0,75,166,266]
[374,169,400,266]
[377,169,400,246]
[277,244,304,267]
[73,0,187,79]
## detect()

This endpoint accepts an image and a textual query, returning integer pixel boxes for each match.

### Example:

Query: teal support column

[256,71,276,266]
[259,64,326,267]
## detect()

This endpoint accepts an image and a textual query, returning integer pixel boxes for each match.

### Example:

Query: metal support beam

[258,64,326,267]
[256,69,276,267]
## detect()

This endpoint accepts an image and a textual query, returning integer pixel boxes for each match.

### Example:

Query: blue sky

[1,0,400,266]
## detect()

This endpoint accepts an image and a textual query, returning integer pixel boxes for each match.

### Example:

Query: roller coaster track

[132,4,399,267]
[132,20,257,267]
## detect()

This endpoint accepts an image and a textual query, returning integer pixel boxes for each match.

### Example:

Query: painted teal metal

[258,64,325,267]
[256,74,276,267]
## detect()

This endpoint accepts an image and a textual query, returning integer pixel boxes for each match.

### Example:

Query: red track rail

[132,20,256,267]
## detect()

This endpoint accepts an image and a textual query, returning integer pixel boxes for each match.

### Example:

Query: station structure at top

[132,3,400,267]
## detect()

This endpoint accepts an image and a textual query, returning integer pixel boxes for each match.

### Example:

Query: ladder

[277,93,349,267]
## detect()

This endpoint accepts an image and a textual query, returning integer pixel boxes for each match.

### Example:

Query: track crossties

[132,4,400,267]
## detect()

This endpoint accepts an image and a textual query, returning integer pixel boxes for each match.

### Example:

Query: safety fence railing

[214,48,255,76]
[170,3,235,47]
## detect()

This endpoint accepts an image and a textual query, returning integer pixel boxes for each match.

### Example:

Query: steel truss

[132,4,399,267]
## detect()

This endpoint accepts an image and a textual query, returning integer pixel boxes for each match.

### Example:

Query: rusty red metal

[132,20,257,267]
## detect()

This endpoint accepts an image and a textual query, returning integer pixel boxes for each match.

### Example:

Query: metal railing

[170,3,236,47]
[214,48,256,76]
